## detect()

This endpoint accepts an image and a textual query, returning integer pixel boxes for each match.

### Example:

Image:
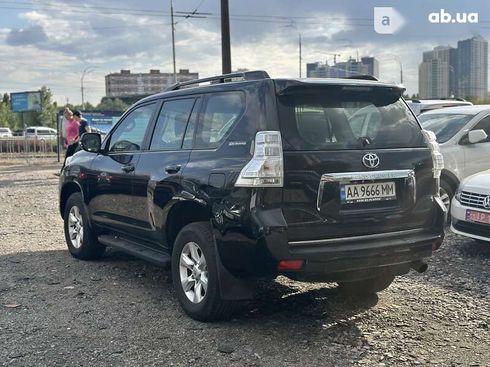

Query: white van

[0,127,12,138]
[25,126,57,140]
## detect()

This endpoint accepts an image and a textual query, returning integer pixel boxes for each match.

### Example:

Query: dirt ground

[0,161,489,366]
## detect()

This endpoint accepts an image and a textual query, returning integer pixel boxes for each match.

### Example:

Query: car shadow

[1,248,375,363]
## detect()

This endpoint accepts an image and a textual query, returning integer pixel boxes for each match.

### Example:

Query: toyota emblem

[362,153,380,169]
[483,196,490,210]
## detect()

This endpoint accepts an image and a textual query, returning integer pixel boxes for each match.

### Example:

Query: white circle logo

[362,153,380,169]
[483,196,490,209]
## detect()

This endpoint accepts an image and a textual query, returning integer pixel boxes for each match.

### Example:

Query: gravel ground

[0,161,489,367]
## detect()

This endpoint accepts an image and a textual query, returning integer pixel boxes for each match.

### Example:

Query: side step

[98,234,171,268]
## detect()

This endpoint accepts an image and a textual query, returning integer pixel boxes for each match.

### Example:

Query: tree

[96,97,128,112]
[0,93,19,129]
[34,86,58,128]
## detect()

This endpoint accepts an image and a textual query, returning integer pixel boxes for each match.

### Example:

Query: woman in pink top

[61,108,80,171]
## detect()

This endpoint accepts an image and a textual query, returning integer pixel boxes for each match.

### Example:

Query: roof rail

[344,74,379,81]
[164,70,270,92]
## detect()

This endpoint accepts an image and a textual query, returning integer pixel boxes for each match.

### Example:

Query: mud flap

[211,230,255,301]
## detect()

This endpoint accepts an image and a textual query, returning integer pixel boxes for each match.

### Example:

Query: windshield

[277,87,424,150]
[418,113,474,143]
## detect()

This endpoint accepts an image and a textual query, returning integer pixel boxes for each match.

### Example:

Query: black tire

[338,274,395,296]
[440,179,454,225]
[171,222,235,321]
[63,192,105,260]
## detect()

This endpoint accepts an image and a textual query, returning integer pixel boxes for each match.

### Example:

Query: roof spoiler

[344,75,379,81]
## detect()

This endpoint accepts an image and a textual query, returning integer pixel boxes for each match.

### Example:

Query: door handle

[121,163,135,173]
[165,164,181,174]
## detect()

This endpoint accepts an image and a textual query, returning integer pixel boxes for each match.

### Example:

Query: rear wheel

[63,193,105,260]
[171,222,235,321]
[338,273,395,296]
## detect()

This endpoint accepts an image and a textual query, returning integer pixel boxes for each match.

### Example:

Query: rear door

[131,97,199,246]
[276,85,434,242]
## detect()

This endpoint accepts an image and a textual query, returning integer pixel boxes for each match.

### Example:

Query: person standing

[60,108,80,171]
[73,110,91,138]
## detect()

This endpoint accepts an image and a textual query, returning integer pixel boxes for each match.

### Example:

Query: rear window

[277,87,425,150]
[418,113,473,143]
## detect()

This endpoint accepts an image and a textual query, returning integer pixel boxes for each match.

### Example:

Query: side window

[182,99,201,150]
[194,92,244,149]
[108,103,156,152]
[150,98,195,151]
[471,116,490,143]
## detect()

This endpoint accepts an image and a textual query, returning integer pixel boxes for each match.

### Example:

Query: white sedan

[418,105,490,209]
[451,170,490,242]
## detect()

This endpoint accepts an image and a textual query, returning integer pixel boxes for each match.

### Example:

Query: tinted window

[278,87,424,150]
[194,92,244,149]
[182,99,200,149]
[109,103,156,152]
[419,113,474,143]
[26,128,35,133]
[150,98,195,151]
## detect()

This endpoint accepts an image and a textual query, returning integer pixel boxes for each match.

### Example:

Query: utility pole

[170,0,177,83]
[221,0,231,74]
[299,33,302,78]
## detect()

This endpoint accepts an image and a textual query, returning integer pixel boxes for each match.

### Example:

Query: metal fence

[0,137,59,159]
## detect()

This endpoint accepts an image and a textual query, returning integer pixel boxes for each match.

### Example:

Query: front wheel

[63,192,105,260]
[338,273,395,296]
[171,222,235,321]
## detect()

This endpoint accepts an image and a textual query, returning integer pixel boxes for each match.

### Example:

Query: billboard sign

[10,91,42,112]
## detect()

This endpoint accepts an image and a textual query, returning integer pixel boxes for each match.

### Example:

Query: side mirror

[468,129,488,144]
[80,133,101,153]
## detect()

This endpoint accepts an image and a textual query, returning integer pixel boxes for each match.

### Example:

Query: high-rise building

[418,36,488,99]
[105,69,199,98]
[418,46,456,99]
[456,36,488,99]
[306,57,378,79]
[361,57,380,79]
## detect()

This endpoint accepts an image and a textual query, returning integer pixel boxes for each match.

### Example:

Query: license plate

[340,181,396,204]
[466,209,490,225]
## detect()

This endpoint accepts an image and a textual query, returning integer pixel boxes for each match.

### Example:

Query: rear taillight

[422,130,444,179]
[235,131,284,187]
[277,260,304,271]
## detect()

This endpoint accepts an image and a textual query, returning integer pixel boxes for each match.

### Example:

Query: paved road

[0,162,489,366]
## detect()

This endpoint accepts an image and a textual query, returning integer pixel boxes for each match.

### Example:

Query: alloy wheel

[179,242,208,304]
[440,187,451,210]
[68,206,84,249]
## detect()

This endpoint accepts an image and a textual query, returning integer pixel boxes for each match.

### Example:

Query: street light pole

[299,33,302,78]
[81,66,96,110]
[170,0,177,83]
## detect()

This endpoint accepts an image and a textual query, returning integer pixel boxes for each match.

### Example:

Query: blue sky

[0,0,489,105]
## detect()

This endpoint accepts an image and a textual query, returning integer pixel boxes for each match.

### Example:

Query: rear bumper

[214,196,446,280]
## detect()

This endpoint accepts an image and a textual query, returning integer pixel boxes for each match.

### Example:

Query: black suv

[59,71,446,321]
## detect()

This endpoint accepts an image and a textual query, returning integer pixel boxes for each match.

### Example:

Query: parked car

[418,105,490,209]
[25,126,57,140]
[0,127,12,138]
[406,99,472,116]
[451,170,490,243]
[59,71,446,321]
